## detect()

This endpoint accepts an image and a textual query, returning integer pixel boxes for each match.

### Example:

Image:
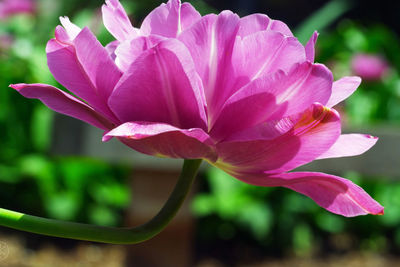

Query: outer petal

[140,0,201,37]
[214,104,341,174]
[237,13,293,37]
[109,38,207,130]
[305,31,318,62]
[59,16,81,41]
[317,134,378,160]
[103,122,216,161]
[47,27,122,123]
[236,171,384,217]
[210,62,333,140]
[102,0,139,41]
[326,76,361,107]
[230,30,306,89]
[10,83,113,130]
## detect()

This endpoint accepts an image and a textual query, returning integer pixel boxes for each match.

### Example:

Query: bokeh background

[1,0,400,266]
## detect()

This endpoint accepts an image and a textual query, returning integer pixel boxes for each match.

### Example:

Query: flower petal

[230,30,306,90]
[305,31,318,62]
[215,104,341,174]
[10,83,114,130]
[222,117,296,142]
[47,27,122,123]
[59,16,81,41]
[109,38,207,130]
[114,35,164,72]
[102,0,139,41]
[105,40,119,61]
[103,122,216,161]
[236,171,384,217]
[141,0,201,38]
[317,134,378,160]
[238,13,293,37]
[210,62,333,140]
[178,11,240,114]
[326,76,361,107]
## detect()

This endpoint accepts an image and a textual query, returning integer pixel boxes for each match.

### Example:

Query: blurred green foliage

[317,21,400,125]
[0,0,216,228]
[194,3,400,259]
[0,0,134,227]
[193,168,400,258]
[2,0,400,261]
[295,0,353,44]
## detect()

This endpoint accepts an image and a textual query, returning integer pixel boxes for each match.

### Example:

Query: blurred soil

[1,231,400,267]
[197,253,400,267]
[0,232,126,267]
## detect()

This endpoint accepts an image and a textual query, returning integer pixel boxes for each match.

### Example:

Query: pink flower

[0,0,35,19]
[351,53,389,81]
[11,0,383,217]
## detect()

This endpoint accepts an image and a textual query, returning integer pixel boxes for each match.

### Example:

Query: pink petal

[326,76,361,107]
[54,25,71,44]
[222,117,296,142]
[55,17,82,45]
[140,0,201,38]
[237,172,383,217]
[317,134,378,160]
[10,83,114,130]
[108,38,207,130]
[102,0,139,41]
[236,171,383,217]
[215,104,341,174]
[230,30,306,90]
[305,31,318,62]
[238,13,293,37]
[47,27,122,123]
[104,122,216,161]
[114,35,164,72]
[105,40,119,61]
[210,62,333,140]
[178,11,240,114]
[59,16,81,41]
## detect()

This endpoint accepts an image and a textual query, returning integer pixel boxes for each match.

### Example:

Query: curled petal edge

[235,171,384,217]
[327,76,361,107]
[317,133,378,160]
[10,83,114,130]
[305,31,318,62]
[104,121,217,162]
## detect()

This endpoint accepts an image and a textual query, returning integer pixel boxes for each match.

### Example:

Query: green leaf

[31,105,54,152]
[89,182,131,208]
[191,194,215,216]
[292,224,314,256]
[295,0,353,44]
[237,202,272,239]
[316,213,345,233]
[89,205,119,227]
[46,192,80,221]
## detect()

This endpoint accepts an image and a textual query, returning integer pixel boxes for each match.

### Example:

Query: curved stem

[0,159,202,244]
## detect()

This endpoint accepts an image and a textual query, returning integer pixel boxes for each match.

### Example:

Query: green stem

[0,159,202,244]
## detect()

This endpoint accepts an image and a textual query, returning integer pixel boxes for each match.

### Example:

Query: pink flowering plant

[0,0,35,19]
[352,53,389,81]
[1,0,383,244]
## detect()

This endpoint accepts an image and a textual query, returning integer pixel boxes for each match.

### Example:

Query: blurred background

[1,0,400,266]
